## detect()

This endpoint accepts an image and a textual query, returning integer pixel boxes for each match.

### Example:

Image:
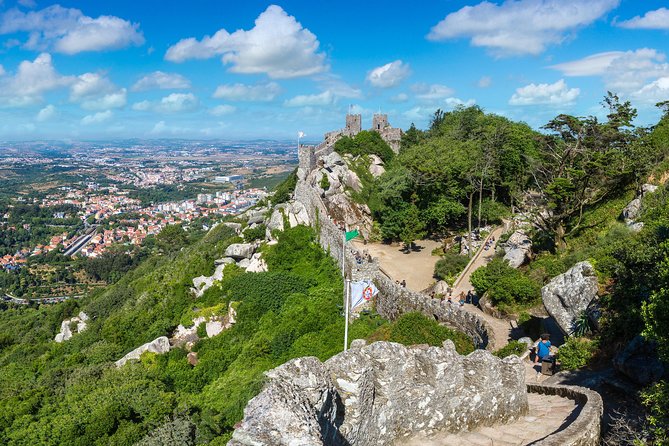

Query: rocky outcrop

[266,201,311,239]
[542,262,599,335]
[54,311,89,343]
[229,340,527,446]
[622,183,660,231]
[245,253,267,273]
[224,243,255,260]
[368,155,385,178]
[223,222,242,234]
[192,263,226,298]
[115,336,170,367]
[613,335,666,386]
[502,230,532,268]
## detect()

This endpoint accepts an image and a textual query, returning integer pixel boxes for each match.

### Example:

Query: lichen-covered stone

[502,230,532,268]
[229,341,527,446]
[542,261,599,334]
[115,336,170,367]
[224,243,255,260]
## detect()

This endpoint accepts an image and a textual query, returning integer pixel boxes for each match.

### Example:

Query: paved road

[403,391,579,446]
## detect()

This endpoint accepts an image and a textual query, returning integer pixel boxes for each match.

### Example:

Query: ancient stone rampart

[527,384,603,446]
[294,179,494,349]
[229,340,527,446]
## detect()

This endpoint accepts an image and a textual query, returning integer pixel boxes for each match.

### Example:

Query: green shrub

[271,169,297,205]
[478,199,510,225]
[334,131,394,163]
[384,312,474,354]
[641,380,669,444]
[319,174,330,190]
[243,224,266,242]
[470,258,540,308]
[558,337,597,370]
[494,340,527,358]
[433,251,469,284]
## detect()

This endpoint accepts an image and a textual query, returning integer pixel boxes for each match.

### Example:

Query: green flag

[345,229,359,241]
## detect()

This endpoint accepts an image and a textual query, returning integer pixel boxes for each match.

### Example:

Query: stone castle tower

[372,114,389,131]
[345,114,361,135]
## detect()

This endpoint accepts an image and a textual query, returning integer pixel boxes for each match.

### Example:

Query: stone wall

[527,384,603,446]
[229,340,527,446]
[294,179,494,350]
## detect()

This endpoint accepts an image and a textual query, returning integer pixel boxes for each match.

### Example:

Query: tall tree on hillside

[531,97,639,250]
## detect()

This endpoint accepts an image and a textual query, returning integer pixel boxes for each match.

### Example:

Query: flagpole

[344,277,350,351]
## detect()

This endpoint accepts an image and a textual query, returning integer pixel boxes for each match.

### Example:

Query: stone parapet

[527,384,603,446]
[229,341,527,446]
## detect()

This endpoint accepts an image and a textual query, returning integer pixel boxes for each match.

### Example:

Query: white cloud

[132,100,151,111]
[151,121,168,134]
[70,72,115,100]
[284,90,334,107]
[509,79,580,105]
[428,0,620,56]
[478,76,492,88]
[550,51,625,76]
[616,8,669,30]
[213,82,281,102]
[18,0,37,8]
[0,53,73,106]
[132,93,199,113]
[209,104,236,116]
[131,71,191,91]
[81,89,127,110]
[411,83,455,102]
[632,77,669,104]
[165,5,327,78]
[551,49,669,93]
[36,104,56,121]
[445,97,476,108]
[391,93,409,103]
[314,75,362,99]
[81,110,112,125]
[366,60,410,88]
[0,5,144,54]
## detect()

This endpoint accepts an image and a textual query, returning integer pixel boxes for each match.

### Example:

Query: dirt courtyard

[351,239,442,291]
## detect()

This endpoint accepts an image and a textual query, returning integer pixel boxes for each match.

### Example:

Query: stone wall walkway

[402,392,580,446]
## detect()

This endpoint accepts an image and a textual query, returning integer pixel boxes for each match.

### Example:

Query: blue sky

[0,0,668,141]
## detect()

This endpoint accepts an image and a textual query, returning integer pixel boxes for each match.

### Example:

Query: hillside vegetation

[0,220,472,445]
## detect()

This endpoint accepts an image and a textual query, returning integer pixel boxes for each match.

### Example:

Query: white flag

[350,280,379,310]
[297,131,305,138]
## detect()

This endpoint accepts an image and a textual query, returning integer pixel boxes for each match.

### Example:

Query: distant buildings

[214,175,244,183]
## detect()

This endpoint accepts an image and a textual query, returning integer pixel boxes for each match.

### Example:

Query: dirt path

[351,239,442,291]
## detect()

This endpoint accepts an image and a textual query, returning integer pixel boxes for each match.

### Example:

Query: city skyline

[0,0,668,140]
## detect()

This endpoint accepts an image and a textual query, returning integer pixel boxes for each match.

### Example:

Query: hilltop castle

[324,113,402,153]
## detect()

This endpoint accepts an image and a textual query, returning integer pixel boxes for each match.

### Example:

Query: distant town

[0,139,298,298]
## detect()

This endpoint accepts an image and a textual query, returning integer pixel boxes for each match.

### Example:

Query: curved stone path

[403,391,580,446]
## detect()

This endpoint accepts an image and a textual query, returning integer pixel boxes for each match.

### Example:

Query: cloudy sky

[0,0,668,140]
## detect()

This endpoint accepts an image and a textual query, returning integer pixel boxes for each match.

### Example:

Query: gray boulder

[622,197,642,222]
[502,230,532,268]
[214,257,236,266]
[345,170,363,192]
[324,151,345,168]
[613,335,666,386]
[229,341,527,446]
[542,261,599,335]
[223,222,242,234]
[115,336,170,367]
[54,311,89,343]
[225,243,255,260]
[287,201,310,228]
